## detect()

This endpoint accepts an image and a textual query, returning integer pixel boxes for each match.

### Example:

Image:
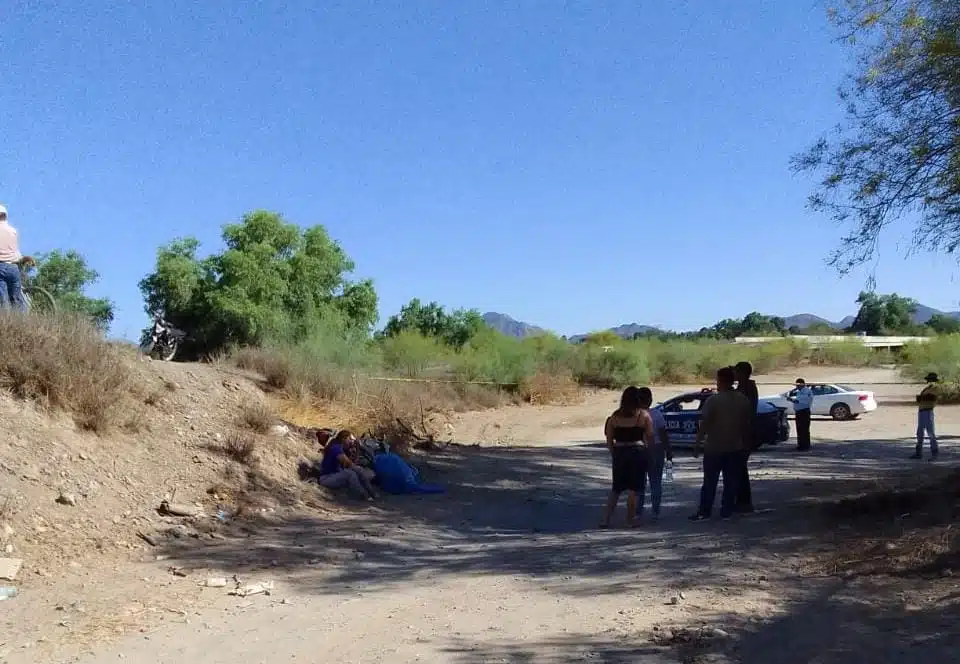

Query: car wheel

[830,403,852,421]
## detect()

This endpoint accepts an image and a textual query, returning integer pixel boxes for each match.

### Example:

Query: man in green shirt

[912,372,939,460]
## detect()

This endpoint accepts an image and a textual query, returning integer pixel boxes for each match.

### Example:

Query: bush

[0,312,133,432]
[901,335,960,383]
[574,344,649,388]
[378,331,450,378]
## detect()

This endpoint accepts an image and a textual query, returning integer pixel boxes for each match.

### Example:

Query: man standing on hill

[690,367,752,521]
[733,361,759,513]
[0,205,25,311]
[912,372,939,460]
[792,378,813,451]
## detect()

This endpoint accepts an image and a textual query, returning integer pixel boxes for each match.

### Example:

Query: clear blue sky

[4,0,959,340]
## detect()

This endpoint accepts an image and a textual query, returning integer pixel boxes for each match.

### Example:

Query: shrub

[239,399,274,434]
[224,431,257,464]
[574,344,649,388]
[520,370,580,405]
[901,335,960,383]
[0,312,133,432]
[378,331,450,378]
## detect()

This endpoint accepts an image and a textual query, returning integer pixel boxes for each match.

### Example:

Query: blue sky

[4,0,959,340]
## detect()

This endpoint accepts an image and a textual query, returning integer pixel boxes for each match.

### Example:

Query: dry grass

[519,370,582,406]
[224,431,257,464]
[0,312,134,433]
[238,399,274,434]
[815,469,960,577]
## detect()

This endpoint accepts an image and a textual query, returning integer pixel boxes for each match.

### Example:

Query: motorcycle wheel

[158,339,179,362]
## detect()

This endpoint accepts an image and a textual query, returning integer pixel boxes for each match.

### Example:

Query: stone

[56,492,77,506]
[201,577,228,588]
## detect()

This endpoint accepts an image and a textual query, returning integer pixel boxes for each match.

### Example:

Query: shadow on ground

[157,436,956,599]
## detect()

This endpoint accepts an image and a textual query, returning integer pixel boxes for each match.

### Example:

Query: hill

[481,312,547,338]
[486,302,959,339]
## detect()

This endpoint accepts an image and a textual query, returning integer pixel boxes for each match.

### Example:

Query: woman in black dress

[600,386,654,528]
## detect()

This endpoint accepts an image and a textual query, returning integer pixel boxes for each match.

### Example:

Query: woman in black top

[601,386,655,528]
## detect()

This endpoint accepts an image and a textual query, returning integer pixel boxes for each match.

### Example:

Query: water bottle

[664,461,674,483]
[0,586,18,601]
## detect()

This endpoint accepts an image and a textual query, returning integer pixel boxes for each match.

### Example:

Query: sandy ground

[5,367,959,664]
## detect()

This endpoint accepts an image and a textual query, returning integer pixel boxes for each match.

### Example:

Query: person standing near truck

[733,361,759,513]
[912,372,939,460]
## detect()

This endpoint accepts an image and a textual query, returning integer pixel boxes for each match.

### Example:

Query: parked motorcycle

[140,317,186,362]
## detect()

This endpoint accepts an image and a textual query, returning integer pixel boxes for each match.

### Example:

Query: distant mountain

[782,313,838,330]
[485,301,960,340]
[568,323,662,343]
[481,312,547,338]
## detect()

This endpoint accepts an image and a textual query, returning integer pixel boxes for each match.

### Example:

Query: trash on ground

[0,558,22,582]
[201,577,228,588]
[229,580,274,597]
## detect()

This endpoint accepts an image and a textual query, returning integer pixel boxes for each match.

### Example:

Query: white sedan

[760,383,878,421]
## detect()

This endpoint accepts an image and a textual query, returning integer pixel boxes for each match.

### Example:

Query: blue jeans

[645,445,666,516]
[698,451,739,518]
[0,262,25,311]
[916,410,938,456]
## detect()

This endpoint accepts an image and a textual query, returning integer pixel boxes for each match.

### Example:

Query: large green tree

[849,291,918,334]
[380,298,484,348]
[32,250,114,329]
[794,1,960,271]
[139,211,378,355]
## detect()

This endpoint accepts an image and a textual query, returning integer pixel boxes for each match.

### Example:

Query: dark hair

[925,372,939,382]
[615,386,644,416]
[716,366,735,387]
[795,378,806,385]
[735,361,752,377]
[637,386,653,407]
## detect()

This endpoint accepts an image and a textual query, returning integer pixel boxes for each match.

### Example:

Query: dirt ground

[2,366,958,663]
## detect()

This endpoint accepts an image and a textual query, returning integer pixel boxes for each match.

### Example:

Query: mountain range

[482,305,960,340]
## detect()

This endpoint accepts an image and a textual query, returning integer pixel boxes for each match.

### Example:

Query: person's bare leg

[601,491,620,527]
[626,491,638,526]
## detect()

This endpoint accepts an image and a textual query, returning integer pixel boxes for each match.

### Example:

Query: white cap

[0,204,6,217]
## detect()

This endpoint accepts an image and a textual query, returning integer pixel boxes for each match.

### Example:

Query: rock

[0,558,22,581]
[158,501,203,518]
[56,492,77,506]
[78,452,90,461]
[0,523,14,541]
[669,595,680,605]
[4,545,12,554]
[269,424,290,437]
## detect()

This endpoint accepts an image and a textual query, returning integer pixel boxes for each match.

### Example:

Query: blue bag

[373,453,444,495]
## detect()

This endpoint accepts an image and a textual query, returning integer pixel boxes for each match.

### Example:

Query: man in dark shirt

[734,361,759,513]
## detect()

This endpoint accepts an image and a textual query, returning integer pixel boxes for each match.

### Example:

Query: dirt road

[11,368,960,663]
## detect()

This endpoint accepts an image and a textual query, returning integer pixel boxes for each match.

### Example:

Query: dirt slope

[0,357,326,659]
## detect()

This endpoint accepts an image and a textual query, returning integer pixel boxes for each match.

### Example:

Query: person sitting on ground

[601,386,655,528]
[317,429,378,500]
[690,367,752,522]
[637,387,671,520]
[913,372,940,460]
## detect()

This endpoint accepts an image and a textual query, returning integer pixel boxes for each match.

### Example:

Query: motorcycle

[140,317,186,362]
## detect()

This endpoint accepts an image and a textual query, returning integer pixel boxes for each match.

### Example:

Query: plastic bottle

[664,461,674,483]
[0,587,18,601]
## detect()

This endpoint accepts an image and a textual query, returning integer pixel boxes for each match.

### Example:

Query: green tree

[849,291,918,334]
[32,250,114,329]
[794,1,960,271]
[926,312,960,334]
[380,298,484,348]
[139,211,378,355]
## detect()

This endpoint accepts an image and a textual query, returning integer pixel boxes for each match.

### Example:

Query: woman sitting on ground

[601,386,654,528]
[317,429,378,501]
